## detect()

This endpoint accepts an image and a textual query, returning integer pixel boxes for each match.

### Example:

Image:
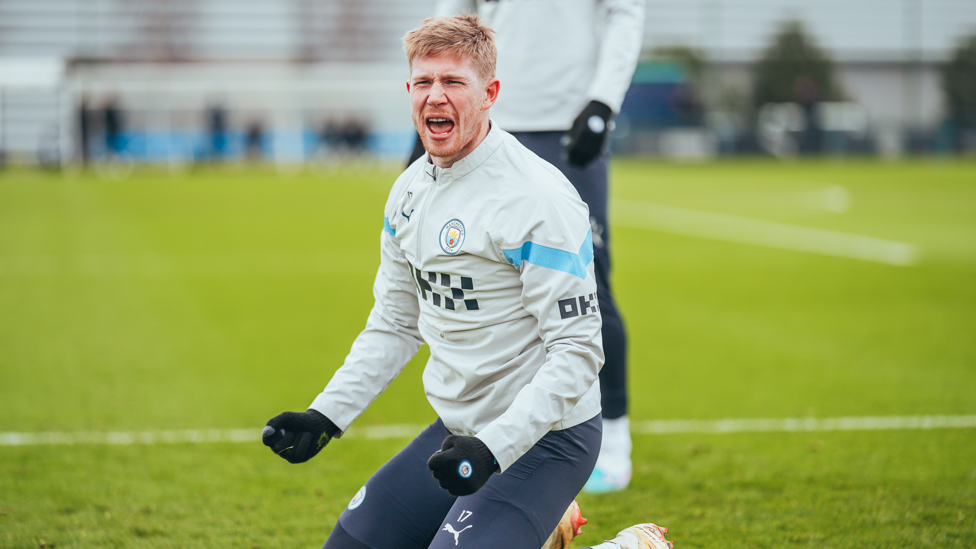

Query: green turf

[1,159,974,548]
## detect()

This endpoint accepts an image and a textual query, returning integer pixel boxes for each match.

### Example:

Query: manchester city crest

[439,219,465,255]
[348,485,366,510]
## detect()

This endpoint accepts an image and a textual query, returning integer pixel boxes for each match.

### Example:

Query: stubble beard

[419,130,463,161]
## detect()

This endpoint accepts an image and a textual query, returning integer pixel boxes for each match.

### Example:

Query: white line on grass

[612,199,918,266]
[631,415,976,434]
[1,415,973,446]
[0,250,378,278]
[0,424,427,446]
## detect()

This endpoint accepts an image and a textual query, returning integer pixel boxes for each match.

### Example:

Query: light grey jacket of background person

[435,0,646,132]
[310,125,604,472]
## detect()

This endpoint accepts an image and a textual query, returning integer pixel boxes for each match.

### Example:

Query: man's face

[407,53,499,168]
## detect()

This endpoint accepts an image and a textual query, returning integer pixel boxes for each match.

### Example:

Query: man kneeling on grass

[261,14,671,549]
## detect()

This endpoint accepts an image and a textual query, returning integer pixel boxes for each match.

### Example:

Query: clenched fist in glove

[262,409,340,464]
[427,435,499,496]
[563,100,613,168]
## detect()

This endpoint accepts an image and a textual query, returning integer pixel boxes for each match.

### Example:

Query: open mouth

[426,116,455,139]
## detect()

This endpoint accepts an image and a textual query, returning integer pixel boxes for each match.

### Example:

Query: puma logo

[442,524,472,545]
[401,209,414,221]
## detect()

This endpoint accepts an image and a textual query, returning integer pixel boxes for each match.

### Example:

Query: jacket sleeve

[587,0,645,113]
[308,222,424,433]
[475,195,605,471]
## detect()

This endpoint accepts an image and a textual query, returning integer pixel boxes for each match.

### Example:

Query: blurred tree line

[752,21,843,108]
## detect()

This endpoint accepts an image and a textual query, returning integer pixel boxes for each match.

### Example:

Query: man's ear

[406,81,411,93]
[482,78,500,111]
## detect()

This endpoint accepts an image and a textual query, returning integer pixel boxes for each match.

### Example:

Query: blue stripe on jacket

[502,229,593,279]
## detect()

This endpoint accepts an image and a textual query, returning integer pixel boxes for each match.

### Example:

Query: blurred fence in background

[1,0,975,166]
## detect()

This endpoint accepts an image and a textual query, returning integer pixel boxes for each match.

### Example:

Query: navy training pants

[323,415,601,549]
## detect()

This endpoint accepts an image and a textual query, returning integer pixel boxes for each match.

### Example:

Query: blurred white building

[0,0,974,163]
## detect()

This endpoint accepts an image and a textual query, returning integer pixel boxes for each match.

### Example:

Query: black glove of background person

[262,409,340,464]
[427,435,499,496]
[563,100,613,168]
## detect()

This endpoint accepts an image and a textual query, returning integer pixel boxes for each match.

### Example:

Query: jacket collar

[423,121,503,182]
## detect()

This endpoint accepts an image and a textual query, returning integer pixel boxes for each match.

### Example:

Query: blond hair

[402,14,497,83]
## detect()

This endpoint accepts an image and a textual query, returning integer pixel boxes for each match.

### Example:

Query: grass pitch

[1,159,974,548]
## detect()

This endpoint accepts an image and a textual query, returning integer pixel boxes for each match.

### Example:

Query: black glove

[427,435,499,496]
[563,100,613,168]
[262,409,340,464]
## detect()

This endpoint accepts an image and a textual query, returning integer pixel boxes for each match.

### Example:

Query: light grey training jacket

[310,125,604,471]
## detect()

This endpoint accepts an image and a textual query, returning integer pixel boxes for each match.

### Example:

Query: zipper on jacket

[416,167,437,262]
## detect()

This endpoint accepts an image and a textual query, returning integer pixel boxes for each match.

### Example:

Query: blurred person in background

[321,118,344,153]
[413,0,646,493]
[319,118,371,157]
[207,104,229,161]
[793,75,823,154]
[245,119,265,160]
[78,96,92,164]
[103,96,125,158]
[343,118,370,155]
[670,82,703,126]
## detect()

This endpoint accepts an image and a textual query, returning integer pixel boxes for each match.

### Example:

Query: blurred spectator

[320,118,344,153]
[319,117,370,156]
[342,118,368,154]
[669,82,703,126]
[207,104,229,161]
[78,96,91,164]
[793,75,823,153]
[103,96,125,157]
[245,120,265,160]
[656,46,705,126]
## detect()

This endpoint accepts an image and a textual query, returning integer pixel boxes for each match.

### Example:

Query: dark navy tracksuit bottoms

[323,415,601,549]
